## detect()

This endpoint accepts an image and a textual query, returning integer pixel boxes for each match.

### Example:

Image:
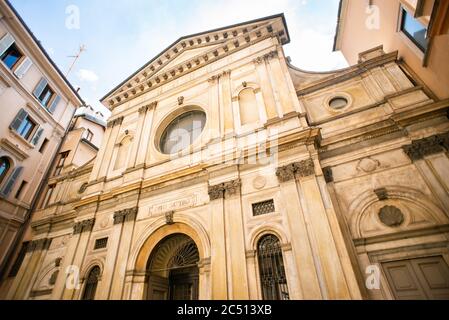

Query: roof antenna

[66,44,86,77]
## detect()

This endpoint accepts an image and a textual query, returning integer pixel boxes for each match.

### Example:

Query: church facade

[6,14,449,300]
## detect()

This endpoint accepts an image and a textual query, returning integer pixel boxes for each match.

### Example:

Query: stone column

[266,51,295,116]
[245,250,259,300]
[90,122,113,181]
[208,184,228,299]
[278,159,354,299]
[276,162,322,299]
[109,207,138,299]
[127,106,147,168]
[8,238,52,300]
[253,56,278,120]
[322,166,368,299]
[198,258,211,300]
[403,133,449,213]
[223,179,249,300]
[95,210,127,299]
[136,102,156,166]
[208,75,222,138]
[220,70,234,136]
[98,116,124,179]
[61,218,95,300]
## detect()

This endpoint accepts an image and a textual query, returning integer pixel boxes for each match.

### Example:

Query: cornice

[104,19,287,110]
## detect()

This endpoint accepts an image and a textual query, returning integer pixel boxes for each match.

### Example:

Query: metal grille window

[94,238,108,250]
[252,200,275,216]
[257,235,289,300]
[81,266,100,300]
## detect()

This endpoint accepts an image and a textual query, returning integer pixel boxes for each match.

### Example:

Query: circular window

[159,110,206,154]
[329,97,348,110]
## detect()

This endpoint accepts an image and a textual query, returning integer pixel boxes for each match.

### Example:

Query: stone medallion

[253,176,267,190]
[357,158,380,173]
[378,206,405,227]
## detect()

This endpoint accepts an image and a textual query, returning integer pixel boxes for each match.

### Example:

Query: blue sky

[10,0,346,117]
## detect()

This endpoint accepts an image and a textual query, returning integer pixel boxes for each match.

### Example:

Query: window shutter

[14,57,33,79]
[9,108,28,132]
[48,95,61,114]
[33,78,48,99]
[0,166,23,197]
[0,33,15,57]
[31,127,44,146]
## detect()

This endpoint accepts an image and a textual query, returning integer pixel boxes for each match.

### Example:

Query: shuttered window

[0,166,23,197]
[14,57,33,79]
[33,78,60,113]
[9,109,42,144]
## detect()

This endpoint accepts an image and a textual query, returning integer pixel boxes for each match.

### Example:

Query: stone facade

[4,14,449,300]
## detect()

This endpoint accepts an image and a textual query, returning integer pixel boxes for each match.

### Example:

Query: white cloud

[77,69,99,82]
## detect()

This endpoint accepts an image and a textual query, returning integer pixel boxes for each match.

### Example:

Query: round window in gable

[159,110,206,155]
[328,96,349,110]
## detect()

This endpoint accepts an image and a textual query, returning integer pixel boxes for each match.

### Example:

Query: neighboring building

[5,13,449,300]
[0,0,84,287]
[334,0,449,99]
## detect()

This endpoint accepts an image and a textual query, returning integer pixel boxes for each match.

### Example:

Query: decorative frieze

[113,207,138,225]
[138,101,158,114]
[26,238,52,253]
[322,167,334,183]
[73,219,96,234]
[402,132,449,161]
[208,179,242,200]
[107,116,124,128]
[276,159,316,182]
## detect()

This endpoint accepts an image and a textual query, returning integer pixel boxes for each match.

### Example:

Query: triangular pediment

[101,14,290,109]
[154,44,223,77]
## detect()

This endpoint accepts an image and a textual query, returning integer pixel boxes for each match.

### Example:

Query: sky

[9,0,347,118]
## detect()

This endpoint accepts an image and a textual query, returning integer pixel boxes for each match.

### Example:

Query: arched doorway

[146,234,200,300]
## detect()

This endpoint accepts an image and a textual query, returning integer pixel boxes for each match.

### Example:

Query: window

[33,78,61,113]
[54,151,69,176]
[0,42,23,70]
[0,157,11,185]
[17,116,36,140]
[39,138,49,154]
[15,180,27,199]
[85,129,94,142]
[401,8,428,52]
[0,33,32,78]
[41,184,55,208]
[160,110,206,154]
[94,238,108,250]
[9,109,44,145]
[8,242,29,278]
[329,97,348,110]
[0,166,23,197]
[252,200,275,216]
[81,266,100,300]
[257,235,289,300]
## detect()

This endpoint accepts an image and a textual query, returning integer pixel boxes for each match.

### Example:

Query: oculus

[328,96,349,110]
[159,110,206,155]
